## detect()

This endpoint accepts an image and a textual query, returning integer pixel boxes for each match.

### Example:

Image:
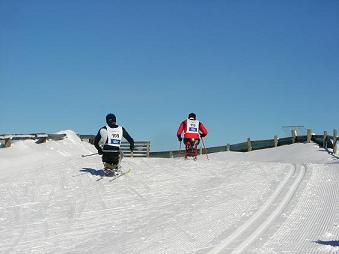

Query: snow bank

[0,130,96,178]
[56,129,83,143]
[210,142,334,164]
[0,131,338,254]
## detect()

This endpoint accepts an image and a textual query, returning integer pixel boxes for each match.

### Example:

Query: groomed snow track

[0,134,338,254]
[209,164,306,254]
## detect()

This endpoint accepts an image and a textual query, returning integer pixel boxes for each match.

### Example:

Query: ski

[108,168,131,182]
[96,169,118,181]
[96,168,131,182]
[96,176,104,181]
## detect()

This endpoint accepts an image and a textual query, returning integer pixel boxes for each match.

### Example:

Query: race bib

[186,119,199,134]
[106,126,123,147]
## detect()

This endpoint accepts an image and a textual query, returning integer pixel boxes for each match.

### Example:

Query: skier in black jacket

[94,113,134,171]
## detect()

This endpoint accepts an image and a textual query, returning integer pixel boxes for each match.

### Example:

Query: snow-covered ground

[0,130,338,254]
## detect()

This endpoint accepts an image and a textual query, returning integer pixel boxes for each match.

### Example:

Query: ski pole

[81,153,98,158]
[201,137,209,160]
[177,141,182,157]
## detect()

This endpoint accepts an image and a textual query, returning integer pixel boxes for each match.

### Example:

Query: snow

[0,130,338,254]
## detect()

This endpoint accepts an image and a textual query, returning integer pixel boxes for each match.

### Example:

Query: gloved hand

[200,133,206,138]
[130,143,135,151]
[177,135,182,142]
[97,148,103,155]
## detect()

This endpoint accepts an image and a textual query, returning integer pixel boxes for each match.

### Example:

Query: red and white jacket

[177,119,208,140]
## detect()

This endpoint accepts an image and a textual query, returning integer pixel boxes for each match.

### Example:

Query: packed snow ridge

[0,130,338,254]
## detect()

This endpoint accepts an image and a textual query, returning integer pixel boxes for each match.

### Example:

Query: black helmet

[106,113,116,125]
[188,113,196,120]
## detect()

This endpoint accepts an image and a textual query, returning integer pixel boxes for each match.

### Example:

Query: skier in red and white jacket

[177,113,208,155]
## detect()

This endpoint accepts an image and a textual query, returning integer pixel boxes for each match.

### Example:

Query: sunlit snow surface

[0,130,338,254]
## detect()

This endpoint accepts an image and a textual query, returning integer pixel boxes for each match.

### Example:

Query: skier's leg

[102,153,111,169]
[184,138,190,159]
[194,139,200,158]
[185,138,197,158]
[102,152,119,175]
[104,151,123,176]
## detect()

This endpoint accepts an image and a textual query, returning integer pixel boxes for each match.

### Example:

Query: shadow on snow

[314,240,339,247]
[81,167,105,176]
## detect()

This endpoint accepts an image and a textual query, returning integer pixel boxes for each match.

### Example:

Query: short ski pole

[201,137,209,160]
[177,141,182,157]
[81,153,98,158]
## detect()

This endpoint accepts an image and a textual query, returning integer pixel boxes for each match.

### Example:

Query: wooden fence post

[36,137,47,144]
[247,138,252,152]
[4,138,11,148]
[333,129,337,154]
[323,131,328,148]
[274,135,278,147]
[291,129,297,144]
[307,129,312,143]
[35,134,47,144]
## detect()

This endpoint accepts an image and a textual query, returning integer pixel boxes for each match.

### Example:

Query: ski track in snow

[208,164,305,254]
[250,163,339,254]
[0,131,338,254]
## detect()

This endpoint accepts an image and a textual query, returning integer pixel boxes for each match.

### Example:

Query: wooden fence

[1,129,337,159]
[120,141,150,157]
[149,129,338,158]
[78,135,150,157]
[0,133,67,147]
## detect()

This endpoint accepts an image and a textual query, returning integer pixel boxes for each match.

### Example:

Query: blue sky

[1,0,338,151]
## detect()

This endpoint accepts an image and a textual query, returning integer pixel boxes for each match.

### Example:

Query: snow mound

[56,129,82,144]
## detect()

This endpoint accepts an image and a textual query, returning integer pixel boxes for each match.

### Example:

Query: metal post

[247,138,252,152]
[274,135,278,147]
[291,130,297,144]
[323,131,328,148]
[307,129,312,143]
[333,129,337,154]
[4,138,11,148]
[147,142,150,158]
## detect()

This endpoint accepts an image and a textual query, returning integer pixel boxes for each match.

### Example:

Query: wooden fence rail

[149,129,338,158]
[120,141,150,157]
[78,135,150,157]
[0,133,67,147]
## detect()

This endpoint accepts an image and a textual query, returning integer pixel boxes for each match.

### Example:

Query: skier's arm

[176,121,185,141]
[199,122,208,137]
[122,127,134,150]
[94,129,103,154]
